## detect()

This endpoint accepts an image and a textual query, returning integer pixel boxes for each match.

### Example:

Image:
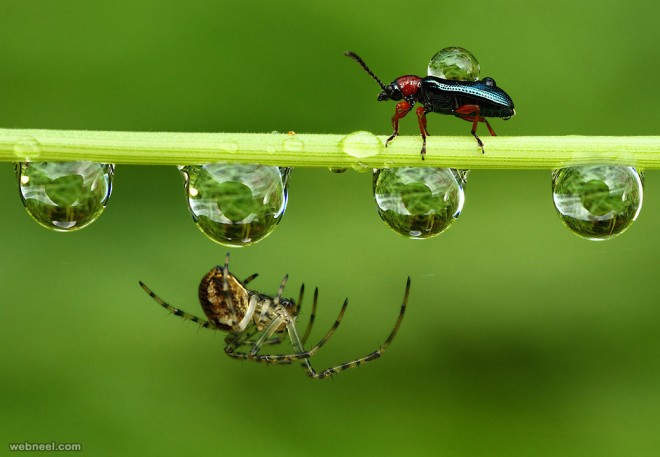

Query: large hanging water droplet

[552,165,643,240]
[180,163,290,246]
[428,47,480,81]
[373,167,465,239]
[17,161,114,231]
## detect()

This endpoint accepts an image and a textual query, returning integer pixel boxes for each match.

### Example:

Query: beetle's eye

[483,77,496,87]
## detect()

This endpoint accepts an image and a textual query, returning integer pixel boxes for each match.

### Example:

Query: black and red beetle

[345,51,515,159]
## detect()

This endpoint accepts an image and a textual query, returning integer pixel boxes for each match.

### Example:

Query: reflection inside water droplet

[180,163,290,246]
[17,161,114,231]
[552,165,643,240]
[329,167,348,174]
[427,47,480,81]
[373,167,465,239]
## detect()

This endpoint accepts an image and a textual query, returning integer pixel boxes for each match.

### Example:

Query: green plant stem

[1,128,660,169]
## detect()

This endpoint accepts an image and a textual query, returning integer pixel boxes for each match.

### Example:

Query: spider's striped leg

[221,252,241,330]
[139,281,217,329]
[301,287,318,346]
[249,314,286,357]
[235,294,258,332]
[242,273,259,285]
[226,302,286,358]
[255,272,289,326]
[226,293,285,348]
[283,297,348,377]
[225,324,260,348]
[224,297,348,365]
[293,283,318,345]
[275,274,288,303]
[257,296,348,365]
[224,316,294,364]
[229,326,284,348]
[302,277,410,379]
[224,295,263,349]
[253,278,314,346]
[294,283,304,316]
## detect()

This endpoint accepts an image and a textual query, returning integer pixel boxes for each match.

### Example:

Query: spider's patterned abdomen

[198,267,249,331]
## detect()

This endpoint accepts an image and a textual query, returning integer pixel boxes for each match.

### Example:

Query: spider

[139,253,410,379]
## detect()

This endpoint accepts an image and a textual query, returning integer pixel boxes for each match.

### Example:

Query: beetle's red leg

[416,106,429,136]
[483,118,496,136]
[455,104,486,153]
[416,106,429,160]
[386,101,412,147]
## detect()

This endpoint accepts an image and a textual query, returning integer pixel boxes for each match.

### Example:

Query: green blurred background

[1,0,660,455]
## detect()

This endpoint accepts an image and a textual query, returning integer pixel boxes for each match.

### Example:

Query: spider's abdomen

[199,267,249,331]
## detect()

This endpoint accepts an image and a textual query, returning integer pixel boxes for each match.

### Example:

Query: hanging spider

[139,253,410,379]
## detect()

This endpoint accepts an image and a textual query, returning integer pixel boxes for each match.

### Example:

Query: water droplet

[352,162,371,173]
[283,136,304,152]
[552,165,643,240]
[17,162,114,231]
[373,167,465,239]
[329,167,348,174]
[14,137,42,160]
[428,47,480,81]
[181,163,290,246]
[340,131,384,159]
[217,141,239,152]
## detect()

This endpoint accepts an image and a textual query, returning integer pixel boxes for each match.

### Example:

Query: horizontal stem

[1,128,660,169]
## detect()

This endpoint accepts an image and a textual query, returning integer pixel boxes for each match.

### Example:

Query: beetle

[345,51,515,159]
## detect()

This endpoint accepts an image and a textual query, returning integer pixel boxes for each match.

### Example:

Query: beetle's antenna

[344,51,386,90]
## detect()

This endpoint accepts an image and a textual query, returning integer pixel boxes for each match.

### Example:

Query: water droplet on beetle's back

[428,47,480,81]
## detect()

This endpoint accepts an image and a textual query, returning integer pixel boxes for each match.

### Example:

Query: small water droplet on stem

[14,137,42,160]
[340,131,384,159]
[283,137,304,152]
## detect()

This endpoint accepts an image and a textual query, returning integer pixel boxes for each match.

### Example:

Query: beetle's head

[378,82,403,101]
